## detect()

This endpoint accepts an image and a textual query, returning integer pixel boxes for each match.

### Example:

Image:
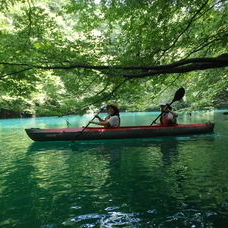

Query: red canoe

[25,123,214,141]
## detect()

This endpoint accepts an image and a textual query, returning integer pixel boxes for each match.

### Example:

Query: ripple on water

[62,213,103,226]
[147,209,157,214]
[62,212,141,227]
[158,209,219,227]
[104,206,120,211]
[70,206,82,210]
[81,224,96,228]
[101,212,141,227]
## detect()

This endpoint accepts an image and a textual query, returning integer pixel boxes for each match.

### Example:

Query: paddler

[89,104,120,128]
[159,101,178,126]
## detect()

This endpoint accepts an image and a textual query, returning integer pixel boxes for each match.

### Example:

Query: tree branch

[161,0,210,55]
[0,54,227,79]
[0,68,32,80]
[124,60,228,78]
[185,34,227,58]
[74,78,129,113]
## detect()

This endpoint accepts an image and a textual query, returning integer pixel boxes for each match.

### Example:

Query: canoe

[25,122,214,141]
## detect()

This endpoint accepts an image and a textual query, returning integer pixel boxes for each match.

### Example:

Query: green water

[0,111,228,227]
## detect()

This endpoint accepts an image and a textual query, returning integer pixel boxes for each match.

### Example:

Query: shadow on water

[27,133,216,153]
[27,136,187,170]
[27,134,216,171]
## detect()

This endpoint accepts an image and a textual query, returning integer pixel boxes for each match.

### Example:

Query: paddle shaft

[72,111,101,143]
[81,111,101,134]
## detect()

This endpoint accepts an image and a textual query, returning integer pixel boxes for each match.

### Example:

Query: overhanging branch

[124,61,227,78]
[0,68,32,80]
[0,54,227,78]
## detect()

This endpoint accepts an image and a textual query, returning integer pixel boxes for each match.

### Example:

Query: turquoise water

[0,111,228,227]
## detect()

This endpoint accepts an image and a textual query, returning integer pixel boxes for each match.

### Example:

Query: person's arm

[104,115,110,121]
[95,115,104,121]
[165,105,178,118]
[89,120,110,128]
[170,111,178,117]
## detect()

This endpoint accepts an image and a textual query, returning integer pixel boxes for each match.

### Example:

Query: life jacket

[160,112,177,126]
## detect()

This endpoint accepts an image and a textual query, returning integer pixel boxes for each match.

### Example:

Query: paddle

[150,87,185,125]
[80,105,106,134]
[72,105,107,142]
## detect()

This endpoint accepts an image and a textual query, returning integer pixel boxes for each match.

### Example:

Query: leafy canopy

[0,0,227,115]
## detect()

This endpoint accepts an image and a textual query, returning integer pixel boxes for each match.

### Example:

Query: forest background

[0,0,227,117]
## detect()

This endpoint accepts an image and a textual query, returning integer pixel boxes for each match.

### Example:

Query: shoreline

[0,109,228,120]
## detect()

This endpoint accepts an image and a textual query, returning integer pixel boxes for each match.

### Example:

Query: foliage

[0,0,227,116]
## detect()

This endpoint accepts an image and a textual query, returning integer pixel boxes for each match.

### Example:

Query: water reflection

[1,133,222,227]
[160,139,179,166]
[24,136,214,227]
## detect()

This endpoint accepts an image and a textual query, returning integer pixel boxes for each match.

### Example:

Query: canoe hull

[25,123,214,141]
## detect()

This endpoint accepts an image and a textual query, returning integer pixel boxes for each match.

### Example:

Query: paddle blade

[172,87,185,102]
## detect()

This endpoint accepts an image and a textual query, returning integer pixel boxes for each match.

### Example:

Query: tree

[0,0,227,115]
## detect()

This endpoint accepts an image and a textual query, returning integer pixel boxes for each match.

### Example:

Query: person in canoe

[89,104,120,128]
[159,101,178,126]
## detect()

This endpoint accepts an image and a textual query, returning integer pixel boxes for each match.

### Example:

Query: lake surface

[0,111,228,227]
